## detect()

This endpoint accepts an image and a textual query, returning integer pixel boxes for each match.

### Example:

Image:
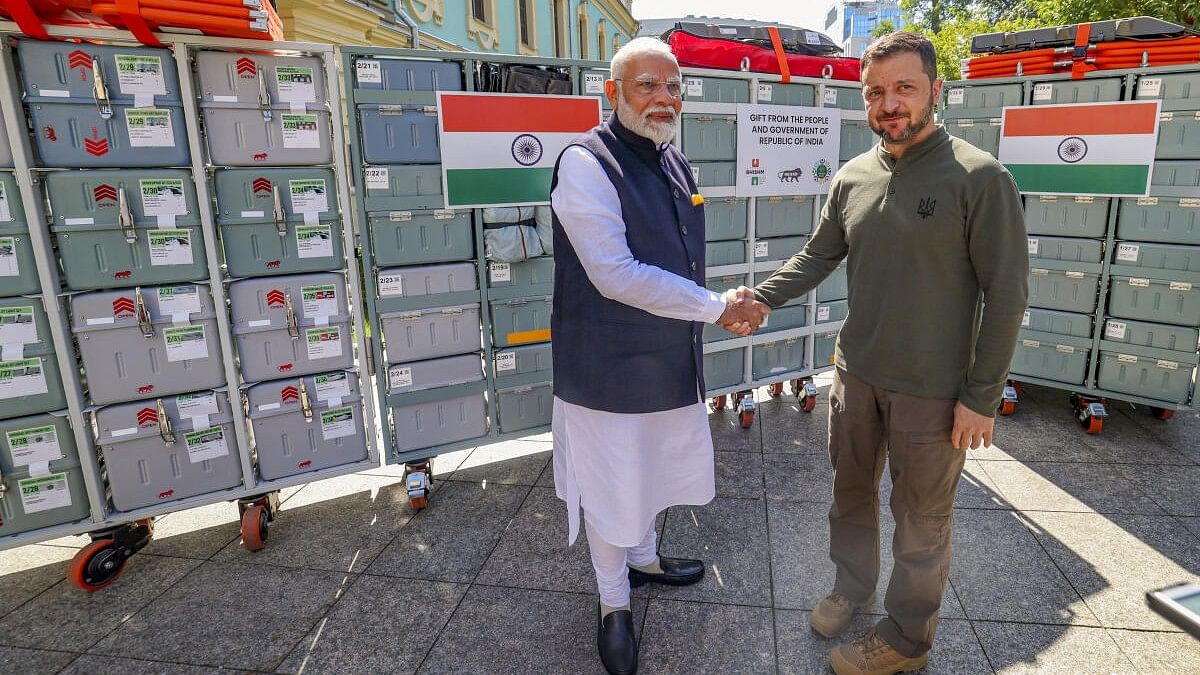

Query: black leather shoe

[597,604,637,675]
[628,557,705,588]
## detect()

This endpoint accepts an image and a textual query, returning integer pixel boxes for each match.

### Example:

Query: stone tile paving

[1,381,1198,674]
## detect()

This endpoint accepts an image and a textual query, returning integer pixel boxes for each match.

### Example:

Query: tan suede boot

[809,591,875,638]
[830,629,928,675]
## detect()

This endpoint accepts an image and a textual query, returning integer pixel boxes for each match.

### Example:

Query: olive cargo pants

[827,368,967,658]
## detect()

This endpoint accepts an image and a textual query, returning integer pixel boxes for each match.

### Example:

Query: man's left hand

[951,402,993,450]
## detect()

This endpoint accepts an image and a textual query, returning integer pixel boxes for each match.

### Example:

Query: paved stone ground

[2,376,1199,674]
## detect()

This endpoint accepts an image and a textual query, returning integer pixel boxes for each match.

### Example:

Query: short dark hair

[860,32,938,83]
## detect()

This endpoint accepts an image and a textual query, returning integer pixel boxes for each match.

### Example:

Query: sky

[630,0,831,33]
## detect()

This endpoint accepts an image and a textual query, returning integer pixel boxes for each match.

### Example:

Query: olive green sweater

[754,126,1028,417]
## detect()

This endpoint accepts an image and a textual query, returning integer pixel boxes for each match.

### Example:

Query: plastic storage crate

[759,303,807,334]
[1112,242,1200,273]
[1103,317,1199,351]
[1096,350,1196,404]
[0,413,90,537]
[1028,236,1104,263]
[487,256,553,297]
[46,169,207,290]
[246,371,368,480]
[0,172,36,297]
[351,58,464,93]
[692,161,736,188]
[1116,196,1200,245]
[390,389,488,453]
[195,52,332,166]
[706,240,745,267]
[71,284,226,405]
[490,296,552,348]
[840,119,875,161]
[496,381,553,433]
[1029,77,1122,105]
[388,353,483,394]
[942,82,1024,119]
[1024,307,1094,338]
[213,168,343,277]
[18,41,189,167]
[815,329,838,367]
[362,165,446,212]
[817,263,849,302]
[703,197,748,242]
[682,75,749,103]
[945,118,1001,157]
[1024,195,1110,238]
[376,262,476,300]
[94,391,242,511]
[229,273,354,381]
[758,82,815,106]
[756,195,814,237]
[704,346,745,391]
[752,337,807,380]
[380,304,482,363]
[369,209,474,266]
[1,352,66,419]
[0,296,50,361]
[681,114,736,161]
[1107,276,1200,327]
[754,235,807,264]
[1010,332,1091,385]
[1027,268,1100,313]
[815,299,848,324]
[359,105,442,164]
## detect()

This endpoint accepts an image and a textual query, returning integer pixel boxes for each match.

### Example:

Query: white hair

[609,37,677,81]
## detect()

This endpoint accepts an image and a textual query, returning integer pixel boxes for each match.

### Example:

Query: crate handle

[118,187,137,243]
[285,293,299,338]
[157,399,175,445]
[299,378,313,423]
[257,65,273,121]
[92,57,114,120]
[135,287,155,338]
[272,185,286,236]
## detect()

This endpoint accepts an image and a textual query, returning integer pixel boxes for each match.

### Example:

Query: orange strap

[6,0,50,39]
[766,26,791,84]
[1071,22,1090,80]
[114,0,162,46]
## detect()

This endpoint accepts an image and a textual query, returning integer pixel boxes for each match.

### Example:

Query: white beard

[616,91,677,145]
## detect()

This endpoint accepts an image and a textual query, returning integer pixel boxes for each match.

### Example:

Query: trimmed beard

[616,87,677,145]
[870,93,935,144]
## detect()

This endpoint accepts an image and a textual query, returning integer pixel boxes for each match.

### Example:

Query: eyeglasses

[614,79,683,98]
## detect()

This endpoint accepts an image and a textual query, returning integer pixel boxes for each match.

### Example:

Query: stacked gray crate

[351,56,490,452]
[682,75,746,189]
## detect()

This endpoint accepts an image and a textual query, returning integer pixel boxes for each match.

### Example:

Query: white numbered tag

[389,366,414,389]
[18,473,71,514]
[0,358,48,398]
[823,87,838,105]
[148,230,194,266]
[115,54,166,95]
[296,225,333,259]
[306,327,342,360]
[1021,310,1030,327]
[584,73,604,94]
[1033,83,1053,101]
[817,305,831,322]
[301,284,338,317]
[157,285,201,316]
[1104,320,1127,340]
[0,305,37,345]
[947,88,964,105]
[0,236,16,277]
[6,424,63,465]
[0,183,10,221]
[685,78,703,97]
[754,241,770,258]
[281,113,321,149]
[378,273,404,297]
[185,427,229,463]
[1116,243,1140,262]
[495,352,517,372]
[489,262,511,283]
[314,371,351,401]
[125,109,175,147]
[1027,238,1039,255]
[320,406,356,440]
[139,178,186,217]
[757,83,772,102]
[289,179,328,213]
[275,66,316,103]
[163,325,208,362]
[365,167,389,190]
[176,391,219,417]
[1137,77,1163,98]
[356,59,382,84]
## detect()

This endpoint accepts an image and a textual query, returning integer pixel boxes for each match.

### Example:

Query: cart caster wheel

[768,382,783,397]
[67,540,128,592]
[739,410,755,429]
[241,504,269,552]
[410,494,429,510]
[799,395,817,413]
[789,379,802,397]
[712,395,727,411]
[998,400,1017,416]
[1083,415,1104,434]
[1150,407,1174,421]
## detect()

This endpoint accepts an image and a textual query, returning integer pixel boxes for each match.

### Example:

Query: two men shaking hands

[717,286,770,337]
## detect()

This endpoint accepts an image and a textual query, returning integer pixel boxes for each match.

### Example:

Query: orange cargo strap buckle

[1071,22,1090,80]
[766,26,791,84]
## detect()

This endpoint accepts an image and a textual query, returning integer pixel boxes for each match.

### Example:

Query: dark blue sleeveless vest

[550,114,708,414]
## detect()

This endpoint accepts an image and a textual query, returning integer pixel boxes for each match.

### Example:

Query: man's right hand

[718,286,770,336]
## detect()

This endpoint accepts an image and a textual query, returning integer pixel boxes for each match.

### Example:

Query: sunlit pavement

[2,375,1198,673]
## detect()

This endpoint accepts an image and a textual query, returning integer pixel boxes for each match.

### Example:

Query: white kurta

[551,145,728,548]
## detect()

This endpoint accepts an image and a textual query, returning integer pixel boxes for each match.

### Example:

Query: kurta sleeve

[551,145,727,324]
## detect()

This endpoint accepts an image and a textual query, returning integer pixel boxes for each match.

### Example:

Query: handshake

[717,286,771,337]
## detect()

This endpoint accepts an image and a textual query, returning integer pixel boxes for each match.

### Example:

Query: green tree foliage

[872,19,898,39]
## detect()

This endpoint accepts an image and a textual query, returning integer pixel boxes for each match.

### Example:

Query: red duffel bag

[667,28,861,83]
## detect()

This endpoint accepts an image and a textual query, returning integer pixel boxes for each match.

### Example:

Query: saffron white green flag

[436,92,602,208]
[997,100,1162,197]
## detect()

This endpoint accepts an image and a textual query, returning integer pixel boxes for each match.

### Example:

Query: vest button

[681,226,689,235]
[690,261,697,271]
[673,189,681,198]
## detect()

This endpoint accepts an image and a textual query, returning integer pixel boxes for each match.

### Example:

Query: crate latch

[298,378,313,422]
[157,398,175,445]
[135,286,155,338]
[118,186,136,243]
[272,185,286,236]
[285,292,299,338]
[92,57,113,119]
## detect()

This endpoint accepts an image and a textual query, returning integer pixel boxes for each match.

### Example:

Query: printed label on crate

[275,66,315,103]
[947,88,964,105]
[1116,243,1140,262]
[314,371,351,400]
[157,285,201,316]
[1022,339,1040,348]
[433,209,455,220]
[489,262,511,283]
[288,179,328,213]
[320,406,356,440]
[365,167,389,190]
[115,54,166,95]
[0,305,37,345]
[817,305,831,322]
[584,73,604,94]
[1027,238,1039,255]
[0,237,16,277]
[1032,83,1053,102]
[1021,310,1030,327]
[1104,320,1127,339]
[1137,77,1163,98]
[305,326,342,360]
[139,178,186,216]
[1075,196,1094,203]
[754,241,769,258]
[18,472,70,514]
[0,358,48,398]
[1137,197,1159,206]
[296,224,333,259]
[378,272,404,297]
[176,391,219,417]
[0,182,10,221]
[685,78,703,97]
[823,87,838,105]
[355,59,382,84]
[1170,281,1193,291]
[148,229,193,266]
[388,366,413,389]
[388,211,412,222]
[281,113,320,149]
[1157,359,1179,370]
[163,325,208,362]
[6,424,63,465]
[495,351,516,372]
[1118,353,1138,363]
[1129,277,1150,287]
[184,427,229,463]
[1055,344,1075,353]
[757,83,772,102]
[125,109,175,147]
[301,284,338,317]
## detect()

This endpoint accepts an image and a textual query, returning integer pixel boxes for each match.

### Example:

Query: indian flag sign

[437,92,602,208]
[998,100,1162,197]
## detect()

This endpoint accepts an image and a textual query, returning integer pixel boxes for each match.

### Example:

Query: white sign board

[735,104,841,197]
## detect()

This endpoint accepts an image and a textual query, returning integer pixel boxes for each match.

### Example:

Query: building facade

[823,0,901,57]
[277,0,637,59]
